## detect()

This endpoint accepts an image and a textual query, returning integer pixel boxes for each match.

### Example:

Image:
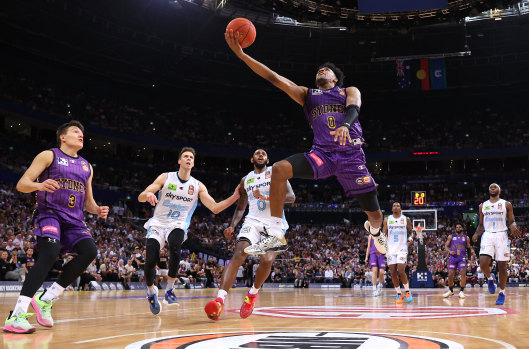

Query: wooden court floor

[0,287,527,348]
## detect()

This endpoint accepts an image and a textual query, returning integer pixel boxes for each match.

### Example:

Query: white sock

[13,296,32,316]
[249,285,259,295]
[487,276,493,281]
[147,286,157,295]
[216,289,227,301]
[40,283,65,302]
[499,289,505,294]
[166,279,175,291]
[394,286,401,294]
[403,283,409,291]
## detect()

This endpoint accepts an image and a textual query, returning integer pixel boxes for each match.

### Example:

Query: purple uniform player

[225,30,386,256]
[4,120,109,334]
[365,236,386,297]
[34,147,93,252]
[443,223,472,299]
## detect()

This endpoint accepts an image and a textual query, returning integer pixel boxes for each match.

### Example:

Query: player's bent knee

[272,161,293,180]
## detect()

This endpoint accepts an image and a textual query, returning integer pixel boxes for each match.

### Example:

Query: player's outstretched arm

[225,29,308,106]
[138,173,167,206]
[84,164,109,219]
[16,150,59,193]
[198,182,240,214]
[224,177,248,239]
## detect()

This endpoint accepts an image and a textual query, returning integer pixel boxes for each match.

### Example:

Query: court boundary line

[73,327,517,348]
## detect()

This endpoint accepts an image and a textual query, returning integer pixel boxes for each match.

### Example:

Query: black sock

[449,286,454,292]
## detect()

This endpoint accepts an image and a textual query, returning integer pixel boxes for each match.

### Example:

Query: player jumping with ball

[225,28,387,256]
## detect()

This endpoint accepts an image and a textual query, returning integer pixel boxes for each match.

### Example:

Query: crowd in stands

[1,183,528,291]
[2,71,529,156]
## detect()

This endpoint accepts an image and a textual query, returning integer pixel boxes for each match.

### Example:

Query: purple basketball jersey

[303,86,363,152]
[37,148,91,223]
[370,236,378,254]
[450,233,467,258]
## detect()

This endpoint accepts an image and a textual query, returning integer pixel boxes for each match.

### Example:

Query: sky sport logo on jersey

[125,331,465,349]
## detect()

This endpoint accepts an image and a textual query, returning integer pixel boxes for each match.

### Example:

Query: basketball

[226,18,256,48]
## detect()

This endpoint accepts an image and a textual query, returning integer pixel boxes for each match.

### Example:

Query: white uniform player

[386,214,409,265]
[480,198,509,261]
[238,166,288,246]
[144,172,199,248]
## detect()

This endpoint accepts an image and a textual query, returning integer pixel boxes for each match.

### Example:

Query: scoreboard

[411,191,426,206]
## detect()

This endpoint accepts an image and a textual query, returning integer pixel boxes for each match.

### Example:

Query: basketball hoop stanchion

[411,225,432,287]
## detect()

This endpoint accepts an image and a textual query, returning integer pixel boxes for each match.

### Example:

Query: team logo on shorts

[125,331,465,349]
[58,157,69,166]
[82,230,92,235]
[188,185,194,195]
[356,176,371,185]
[308,153,324,166]
[42,226,59,234]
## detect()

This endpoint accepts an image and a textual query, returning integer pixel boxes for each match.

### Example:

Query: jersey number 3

[68,195,76,208]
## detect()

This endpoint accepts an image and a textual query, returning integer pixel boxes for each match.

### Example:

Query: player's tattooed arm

[224,177,248,239]
[506,201,522,239]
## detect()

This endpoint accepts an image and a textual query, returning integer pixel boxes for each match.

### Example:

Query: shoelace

[38,300,52,314]
[11,313,35,321]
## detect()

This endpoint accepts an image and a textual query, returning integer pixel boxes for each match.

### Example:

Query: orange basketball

[226,18,256,48]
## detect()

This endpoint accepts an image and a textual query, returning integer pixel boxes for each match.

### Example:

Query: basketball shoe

[495,292,505,305]
[147,287,162,315]
[3,311,36,334]
[364,221,387,254]
[443,289,454,298]
[459,291,465,299]
[244,235,288,255]
[487,279,496,294]
[396,293,403,305]
[163,289,179,306]
[405,291,413,303]
[240,292,259,319]
[205,297,224,321]
[31,292,54,327]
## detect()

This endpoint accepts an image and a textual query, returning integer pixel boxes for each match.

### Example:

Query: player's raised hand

[39,179,60,193]
[97,206,109,219]
[223,226,235,240]
[145,192,158,206]
[330,126,352,146]
[225,29,243,56]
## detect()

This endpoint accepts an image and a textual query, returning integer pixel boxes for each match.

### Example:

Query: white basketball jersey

[144,172,199,233]
[244,167,288,230]
[387,214,408,254]
[482,199,508,233]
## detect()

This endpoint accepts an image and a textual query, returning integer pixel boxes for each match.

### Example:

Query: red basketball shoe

[204,297,224,321]
[240,292,259,319]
